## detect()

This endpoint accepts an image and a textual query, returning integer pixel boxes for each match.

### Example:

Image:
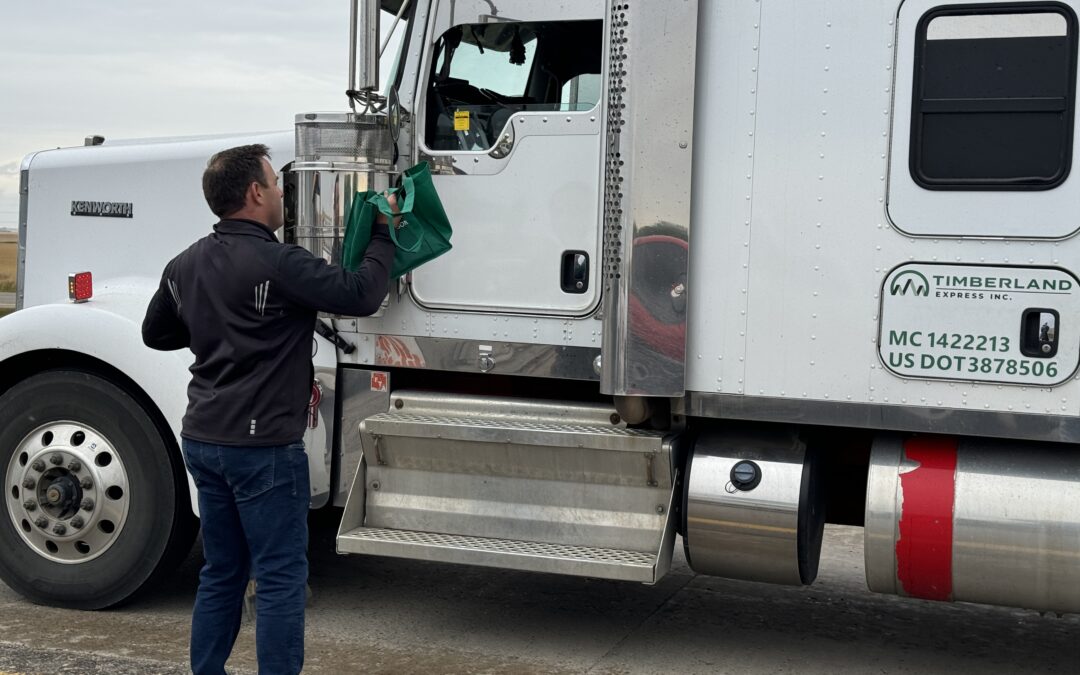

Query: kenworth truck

[2,0,1079,616]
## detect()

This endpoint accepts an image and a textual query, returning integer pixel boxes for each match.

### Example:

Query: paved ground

[0,513,1077,674]
[0,292,14,308]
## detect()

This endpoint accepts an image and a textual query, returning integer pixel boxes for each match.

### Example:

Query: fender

[0,277,336,514]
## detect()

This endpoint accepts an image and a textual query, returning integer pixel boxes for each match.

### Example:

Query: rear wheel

[0,370,196,609]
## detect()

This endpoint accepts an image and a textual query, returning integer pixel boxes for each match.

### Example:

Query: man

[142,144,395,674]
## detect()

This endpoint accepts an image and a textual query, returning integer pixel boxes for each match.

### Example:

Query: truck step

[337,527,658,582]
[337,391,678,584]
[362,411,667,452]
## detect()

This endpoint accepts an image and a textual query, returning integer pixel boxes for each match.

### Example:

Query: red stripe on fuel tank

[895,436,957,602]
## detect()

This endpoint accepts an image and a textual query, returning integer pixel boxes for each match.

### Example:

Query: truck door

[408,0,605,316]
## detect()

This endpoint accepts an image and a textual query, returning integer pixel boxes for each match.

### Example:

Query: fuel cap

[730,460,762,491]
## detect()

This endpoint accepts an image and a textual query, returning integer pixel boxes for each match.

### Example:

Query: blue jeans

[181,439,310,675]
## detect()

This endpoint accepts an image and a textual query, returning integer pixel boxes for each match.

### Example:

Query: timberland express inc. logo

[890,271,930,297]
[888,268,1072,301]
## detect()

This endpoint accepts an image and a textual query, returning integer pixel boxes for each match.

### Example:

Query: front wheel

[0,369,196,609]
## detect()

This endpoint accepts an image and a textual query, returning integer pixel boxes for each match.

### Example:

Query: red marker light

[68,272,93,303]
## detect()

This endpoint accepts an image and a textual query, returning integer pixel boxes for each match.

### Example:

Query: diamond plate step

[337,391,679,584]
[363,412,665,453]
[337,526,659,582]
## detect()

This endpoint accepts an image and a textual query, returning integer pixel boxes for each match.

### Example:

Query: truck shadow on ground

[124,509,1080,674]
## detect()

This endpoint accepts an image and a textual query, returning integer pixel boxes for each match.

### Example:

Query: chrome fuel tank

[683,427,825,586]
[866,435,1080,613]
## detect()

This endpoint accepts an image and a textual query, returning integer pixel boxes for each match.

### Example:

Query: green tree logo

[890,270,930,297]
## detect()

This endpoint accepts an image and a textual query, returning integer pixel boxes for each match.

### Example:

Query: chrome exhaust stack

[683,428,825,585]
[348,0,380,111]
[865,435,1080,614]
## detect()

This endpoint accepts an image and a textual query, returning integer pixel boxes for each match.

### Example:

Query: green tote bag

[342,162,453,279]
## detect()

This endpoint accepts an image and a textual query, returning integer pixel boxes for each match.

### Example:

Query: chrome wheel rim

[5,421,131,564]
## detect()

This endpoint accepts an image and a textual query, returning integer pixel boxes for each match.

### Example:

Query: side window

[439,32,536,96]
[910,4,1078,190]
[425,20,603,151]
[380,5,413,94]
[560,74,602,112]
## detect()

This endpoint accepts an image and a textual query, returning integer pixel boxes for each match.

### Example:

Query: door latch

[478,344,496,372]
[561,251,590,294]
[1021,308,1059,358]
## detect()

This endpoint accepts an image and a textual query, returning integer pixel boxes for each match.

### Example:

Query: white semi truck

[2,0,1079,617]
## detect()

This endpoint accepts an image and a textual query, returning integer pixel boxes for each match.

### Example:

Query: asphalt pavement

[0,292,14,307]
[0,514,1077,675]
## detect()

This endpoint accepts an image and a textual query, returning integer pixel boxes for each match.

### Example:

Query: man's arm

[142,269,190,351]
[276,221,395,316]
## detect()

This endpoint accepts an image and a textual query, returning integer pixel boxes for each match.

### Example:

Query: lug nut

[67,460,82,472]
[34,517,48,529]
[80,477,93,490]
[31,459,46,472]
[52,523,67,536]
[80,498,95,511]
[22,477,36,489]
[70,516,84,529]
[23,500,37,512]
[49,454,64,466]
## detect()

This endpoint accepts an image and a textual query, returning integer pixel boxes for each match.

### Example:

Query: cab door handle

[561,251,590,294]
[1021,308,1059,358]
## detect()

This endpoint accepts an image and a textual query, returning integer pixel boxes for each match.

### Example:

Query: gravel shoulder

[0,513,1077,674]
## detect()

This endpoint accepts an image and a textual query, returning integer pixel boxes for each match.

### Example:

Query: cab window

[424,20,603,151]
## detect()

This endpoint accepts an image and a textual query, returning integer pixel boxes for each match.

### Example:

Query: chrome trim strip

[370,335,601,381]
[333,367,391,507]
[677,393,1080,445]
[417,110,602,177]
[600,0,698,396]
[310,364,337,509]
[863,435,903,595]
[291,160,393,172]
[16,156,34,311]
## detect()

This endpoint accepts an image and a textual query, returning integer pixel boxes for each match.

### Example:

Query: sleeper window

[910,4,1078,190]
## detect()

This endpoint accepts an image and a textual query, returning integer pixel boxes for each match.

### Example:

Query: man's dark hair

[202,144,271,218]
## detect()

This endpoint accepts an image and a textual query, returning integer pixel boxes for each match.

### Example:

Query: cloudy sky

[0,1,403,230]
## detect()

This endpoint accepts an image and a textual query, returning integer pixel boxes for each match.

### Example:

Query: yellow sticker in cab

[453,110,470,131]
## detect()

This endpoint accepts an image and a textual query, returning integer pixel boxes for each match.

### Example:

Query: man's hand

[374,192,401,227]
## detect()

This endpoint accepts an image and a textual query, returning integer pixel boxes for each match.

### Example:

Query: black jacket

[142,218,393,446]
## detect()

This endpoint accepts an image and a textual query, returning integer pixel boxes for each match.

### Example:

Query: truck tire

[0,369,196,609]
